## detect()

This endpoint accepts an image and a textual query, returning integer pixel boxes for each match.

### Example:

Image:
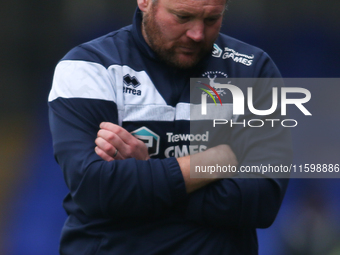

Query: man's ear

[137,0,152,12]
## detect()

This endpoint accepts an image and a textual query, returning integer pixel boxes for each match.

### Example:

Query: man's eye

[205,17,219,25]
[177,15,190,20]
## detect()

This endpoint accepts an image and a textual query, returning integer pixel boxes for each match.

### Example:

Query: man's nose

[186,21,204,42]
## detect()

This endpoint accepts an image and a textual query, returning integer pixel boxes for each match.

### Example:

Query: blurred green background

[1,0,339,254]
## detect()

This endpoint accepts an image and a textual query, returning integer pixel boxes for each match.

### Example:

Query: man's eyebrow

[208,13,223,18]
[169,9,193,16]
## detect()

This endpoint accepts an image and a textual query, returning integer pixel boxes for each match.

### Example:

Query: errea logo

[123,74,140,88]
[123,74,142,96]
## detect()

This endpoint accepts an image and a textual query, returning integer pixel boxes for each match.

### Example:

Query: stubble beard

[142,5,215,69]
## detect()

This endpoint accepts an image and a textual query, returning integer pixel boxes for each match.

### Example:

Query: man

[48,0,292,254]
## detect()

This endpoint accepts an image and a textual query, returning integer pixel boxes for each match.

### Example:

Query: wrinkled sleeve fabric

[184,52,292,229]
[48,52,187,219]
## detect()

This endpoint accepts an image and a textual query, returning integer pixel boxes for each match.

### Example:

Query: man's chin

[169,54,201,69]
[155,49,204,69]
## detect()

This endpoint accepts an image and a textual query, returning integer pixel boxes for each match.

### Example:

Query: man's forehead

[159,0,227,13]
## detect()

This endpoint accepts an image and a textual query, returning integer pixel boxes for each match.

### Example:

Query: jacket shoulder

[216,33,266,56]
[60,25,133,68]
[213,33,280,77]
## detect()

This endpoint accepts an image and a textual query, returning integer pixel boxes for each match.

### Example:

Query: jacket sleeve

[184,52,292,229]
[48,57,187,219]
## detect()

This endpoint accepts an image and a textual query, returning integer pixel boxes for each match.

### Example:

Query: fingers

[95,136,116,156]
[96,122,150,161]
[100,122,136,146]
[95,146,115,162]
[96,128,135,159]
[97,128,126,150]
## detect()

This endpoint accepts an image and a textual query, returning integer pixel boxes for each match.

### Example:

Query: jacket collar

[131,7,160,61]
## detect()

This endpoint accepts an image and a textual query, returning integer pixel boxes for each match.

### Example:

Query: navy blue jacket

[49,8,292,255]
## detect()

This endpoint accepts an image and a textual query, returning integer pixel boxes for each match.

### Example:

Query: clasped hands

[95,122,150,161]
[95,122,238,173]
[95,122,238,192]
